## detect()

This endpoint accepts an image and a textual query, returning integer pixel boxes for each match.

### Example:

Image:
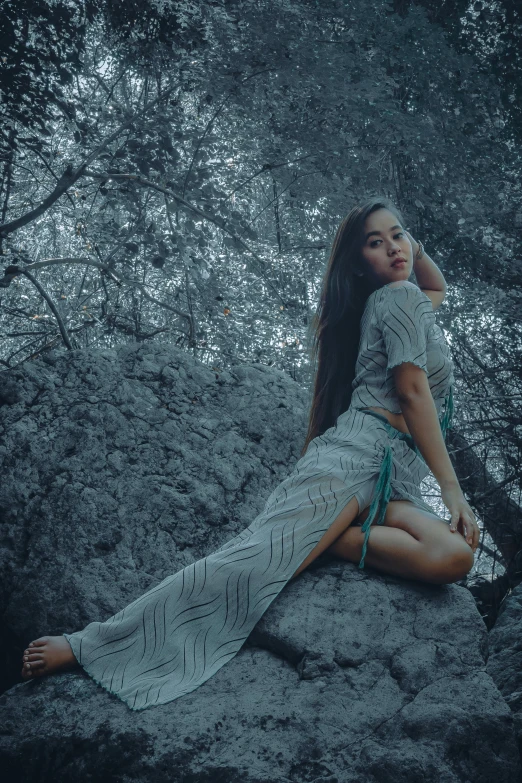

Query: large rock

[0,343,309,692]
[0,342,520,781]
[487,582,522,761]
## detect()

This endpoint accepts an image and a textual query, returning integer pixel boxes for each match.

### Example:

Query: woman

[21,197,479,711]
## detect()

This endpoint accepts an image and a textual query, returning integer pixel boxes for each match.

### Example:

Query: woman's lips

[391,259,406,267]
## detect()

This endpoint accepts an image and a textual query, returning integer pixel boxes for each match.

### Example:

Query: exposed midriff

[361,406,411,436]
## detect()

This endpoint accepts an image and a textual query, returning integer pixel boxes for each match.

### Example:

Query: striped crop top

[350,281,455,418]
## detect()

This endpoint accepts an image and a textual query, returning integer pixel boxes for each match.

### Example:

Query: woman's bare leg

[325,500,474,584]
[290,495,361,580]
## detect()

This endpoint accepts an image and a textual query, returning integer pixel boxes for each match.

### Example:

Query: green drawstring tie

[358,442,393,569]
[355,384,454,570]
[439,384,454,441]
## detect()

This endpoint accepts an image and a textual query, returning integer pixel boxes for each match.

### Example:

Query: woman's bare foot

[21,636,80,680]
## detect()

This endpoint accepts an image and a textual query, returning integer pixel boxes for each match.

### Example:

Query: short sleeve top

[350,281,455,415]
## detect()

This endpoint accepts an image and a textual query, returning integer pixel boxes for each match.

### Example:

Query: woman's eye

[370,232,403,247]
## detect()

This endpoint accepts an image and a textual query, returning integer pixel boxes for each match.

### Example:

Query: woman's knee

[380,501,475,583]
[422,546,474,584]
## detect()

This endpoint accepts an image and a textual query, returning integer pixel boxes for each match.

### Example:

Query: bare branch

[0,83,180,238]
[82,170,284,303]
[224,152,317,200]
[0,257,122,288]
[3,266,73,349]
[448,427,522,579]
[1,257,191,322]
[181,68,274,200]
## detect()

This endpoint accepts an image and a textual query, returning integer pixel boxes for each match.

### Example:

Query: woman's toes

[25,653,44,663]
[27,658,45,669]
[21,635,78,680]
[29,637,49,648]
[28,652,44,661]
[22,638,49,679]
[22,659,46,678]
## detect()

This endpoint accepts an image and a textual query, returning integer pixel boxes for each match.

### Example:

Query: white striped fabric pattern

[378,283,433,372]
[350,281,454,416]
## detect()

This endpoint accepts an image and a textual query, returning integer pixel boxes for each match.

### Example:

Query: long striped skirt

[63,403,447,711]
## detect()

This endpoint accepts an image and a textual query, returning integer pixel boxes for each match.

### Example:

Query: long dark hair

[299,196,406,458]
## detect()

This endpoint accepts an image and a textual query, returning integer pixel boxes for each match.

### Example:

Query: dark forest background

[1,0,521,609]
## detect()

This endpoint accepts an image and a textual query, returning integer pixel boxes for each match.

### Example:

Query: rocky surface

[487,582,522,762]
[0,343,309,695]
[0,342,520,781]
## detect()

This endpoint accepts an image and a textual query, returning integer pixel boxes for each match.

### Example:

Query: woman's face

[359,208,413,288]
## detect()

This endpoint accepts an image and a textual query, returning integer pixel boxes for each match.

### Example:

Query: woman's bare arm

[393,363,458,489]
[393,363,479,550]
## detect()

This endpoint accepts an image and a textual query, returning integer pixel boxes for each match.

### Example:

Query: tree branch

[5,266,73,350]
[448,427,522,582]
[82,170,284,303]
[0,82,180,238]
[1,257,192,323]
